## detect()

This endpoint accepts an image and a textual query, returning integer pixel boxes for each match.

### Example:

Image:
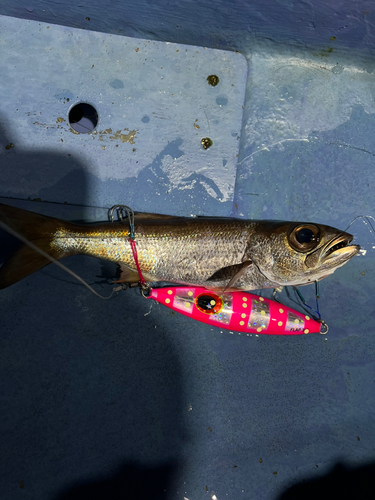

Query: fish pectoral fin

[222,260,252,293]
[112,264,143,284]
[206,260,252,291]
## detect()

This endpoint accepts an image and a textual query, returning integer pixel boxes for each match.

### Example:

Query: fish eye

[289,224,320,252]
[296,227,315,244]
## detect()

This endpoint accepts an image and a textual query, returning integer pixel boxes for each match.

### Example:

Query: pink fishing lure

[148,286,323,335]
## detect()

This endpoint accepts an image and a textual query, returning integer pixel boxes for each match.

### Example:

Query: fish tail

[0,203,72,289]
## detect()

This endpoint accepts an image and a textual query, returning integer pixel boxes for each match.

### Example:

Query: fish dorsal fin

[134,211,239,221]
[133,212,180,220]
[196,215,238,220]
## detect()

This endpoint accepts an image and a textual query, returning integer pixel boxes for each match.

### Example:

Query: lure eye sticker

[195,293,223,314]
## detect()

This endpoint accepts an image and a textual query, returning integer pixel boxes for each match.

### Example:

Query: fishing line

[291,215,375,328]
[345,215,375,234]
[109,204,147,288]
[0,220,117,300]
[293,282,321,320]
[144,300,154,316]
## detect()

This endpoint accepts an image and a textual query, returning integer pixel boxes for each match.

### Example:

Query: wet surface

[1,6,375,500]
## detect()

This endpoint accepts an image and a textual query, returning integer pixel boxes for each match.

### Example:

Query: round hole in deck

[68,103,98,133]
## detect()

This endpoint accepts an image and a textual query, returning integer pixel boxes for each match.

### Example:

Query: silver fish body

[0,204,360,290]
[50,216,359,290]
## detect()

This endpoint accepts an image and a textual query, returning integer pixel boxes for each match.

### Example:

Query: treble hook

[109,204,135,239]
[108,204,148,288]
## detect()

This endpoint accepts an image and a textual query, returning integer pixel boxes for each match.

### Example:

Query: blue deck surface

[1,2,375,499]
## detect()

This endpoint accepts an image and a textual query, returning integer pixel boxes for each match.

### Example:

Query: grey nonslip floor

[1,2,375,499]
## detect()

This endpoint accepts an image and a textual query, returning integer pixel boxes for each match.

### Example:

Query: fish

[0,203,360,291]
[148,286,324,335]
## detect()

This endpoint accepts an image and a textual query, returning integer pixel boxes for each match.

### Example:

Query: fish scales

[51,219,254,284]
[0,203,360,290]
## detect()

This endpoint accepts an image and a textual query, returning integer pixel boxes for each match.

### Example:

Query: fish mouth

[322,234,360,263]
